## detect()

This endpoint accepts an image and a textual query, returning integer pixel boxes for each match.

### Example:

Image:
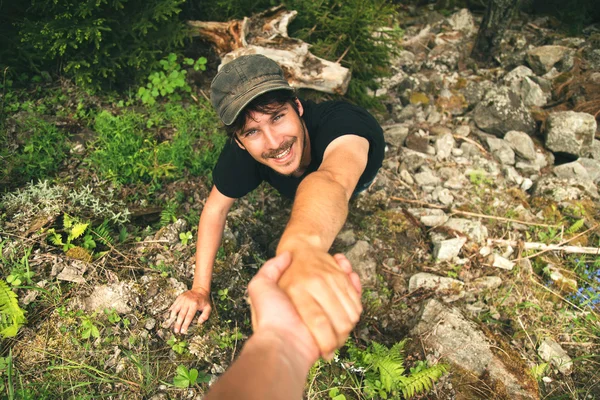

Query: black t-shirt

[212,99,385,199]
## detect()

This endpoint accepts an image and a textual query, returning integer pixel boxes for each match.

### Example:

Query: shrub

[12,0,188,88]
[0,116,69,188]
[87,101,224,185]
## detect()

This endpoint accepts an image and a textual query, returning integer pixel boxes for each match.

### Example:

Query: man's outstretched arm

[276,134,370,358]
[169,186,235,333]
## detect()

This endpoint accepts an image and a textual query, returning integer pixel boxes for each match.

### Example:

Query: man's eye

[273,114,284,121]
[245,130,257,137]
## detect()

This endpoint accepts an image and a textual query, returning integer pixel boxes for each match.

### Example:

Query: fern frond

[92,220,114,246]
[567,219,585,234]
[47,228,64,246]
[160,201,178,227]
[376,357,405,392]
[63,213,74,229]
[399,364,448,399]
[69,222,89,241]
[0,279,27,338]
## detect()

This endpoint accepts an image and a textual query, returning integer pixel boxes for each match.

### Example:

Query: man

[169,54,384,358]
[204,251,361,400]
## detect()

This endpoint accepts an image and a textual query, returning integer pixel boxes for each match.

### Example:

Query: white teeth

[273,147,291,159]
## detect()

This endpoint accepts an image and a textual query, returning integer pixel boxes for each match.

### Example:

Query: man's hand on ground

[168,288,212,334]
[277,247,363,360]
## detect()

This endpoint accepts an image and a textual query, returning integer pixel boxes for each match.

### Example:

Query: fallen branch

[451,209,559,228]
[453,135,489,157]
[492,224,599,259]
[390,196,446,209]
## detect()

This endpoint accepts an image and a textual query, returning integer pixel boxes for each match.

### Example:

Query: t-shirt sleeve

[212,141,263,198]
[313,102,385,185]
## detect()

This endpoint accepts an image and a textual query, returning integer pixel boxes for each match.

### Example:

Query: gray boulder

[473,87,536,137]
[526,45,575,75]
[408,273,464,302]
[578,158,600,183]
[538,337,573,375]
[504,130,537,161]
[503,66,548,107]
[411,300,540,399]
[447,9,477,36]
[585,140,600,160]
[383,123,410,148]
[545,111,597,157]
[553,160,590,180]
[430,232,467,261]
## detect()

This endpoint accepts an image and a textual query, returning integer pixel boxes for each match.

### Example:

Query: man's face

[235,99,309,177]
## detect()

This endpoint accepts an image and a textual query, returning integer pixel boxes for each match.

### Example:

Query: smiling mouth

[265,138,296,160]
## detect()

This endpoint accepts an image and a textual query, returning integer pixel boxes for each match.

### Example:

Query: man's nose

[263,129,280,150]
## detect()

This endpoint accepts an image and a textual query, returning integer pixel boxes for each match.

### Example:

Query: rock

[408,273,464,302]
[400,148,433,172]
[553,161,590,180]
[154,219,188,244]
[538,337,573,375]
[486,137,516,165]
[430,125,452,136]
[447,9,477,36]
[414,169,441,187]
[578,158,600,183]
[83,282,136,314]
[346,241,377,288]
[336,229,357,247]
[473,87,536,137]
[434,133,455,160]
[411,300,540,399]
[544,111,597,157]
[393,50,418,72]
[492,254,515,271]
[400,169,415,185]
[503,67,548,107]
[527,45,574,75]
[427,44,460,70]
[504,130,537,161]
[521,178,533,191]
[432,187,454,206]
[56,260,88,284]
[532,175,599,201]
[467,276,503,292]
[141,276,187,316]
[503,166,524,185]
[405,133,430,154]
[407,208,449,227]
[586,140,600,160]
[443,218,488,244]
[383,123,410,148]
[455,125,470,137]
[145,318,157,330]
[430,233,467,261]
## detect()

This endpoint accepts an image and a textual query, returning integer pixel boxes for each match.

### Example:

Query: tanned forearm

[190,206,228,292]
[277,170,348,254]
[204,331,311,400]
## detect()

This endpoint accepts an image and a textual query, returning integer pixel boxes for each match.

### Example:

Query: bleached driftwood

[188,6,351,95]
[488,239,600,255]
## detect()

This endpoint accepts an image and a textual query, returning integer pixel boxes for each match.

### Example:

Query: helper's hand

[277,247,363,360]
[247,252,319,366]
[168,288,212,334]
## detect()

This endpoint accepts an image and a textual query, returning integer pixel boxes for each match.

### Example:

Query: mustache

[262,138,296,159]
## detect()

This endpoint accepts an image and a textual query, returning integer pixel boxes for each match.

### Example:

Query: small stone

[384,124,410,148]
[145,318,157,330]
[545,264,578,293]
[415,170,441,187]
[400,169,415,185]
[527,45,574,75]
[452,148,463,156]
[486,137,516,165]
[435,133,455,160]
[433,187,454,206]
[492,254,515,270]
[468,276,503,292]
[521,178,534,191]
[431,233,467,261]
[504,130,536,161]
[346,241,377,287]
[337,230,357,247]
[407,208,449,227]
[444,218,488,244]
[455,125,470,137]
[545,111,597,157]
[479,246,492,257]
[538,337,573,375]
[406,133,430,154]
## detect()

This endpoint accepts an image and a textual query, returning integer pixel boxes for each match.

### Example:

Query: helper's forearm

[204,331,311,400]
[278,171,348,253]
[190,205,229,292]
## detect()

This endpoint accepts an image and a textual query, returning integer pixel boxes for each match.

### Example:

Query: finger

[169,302,180,319]
[180,307,197,334]
[291,292,338,356]
[331,277,361,326]
[256,252,292,282]
[310,281,356,348]
[174,306,188,334]
[349,271,362,297]
[197,304,211,325]
[250,302,257,332]
[333,253,353,274]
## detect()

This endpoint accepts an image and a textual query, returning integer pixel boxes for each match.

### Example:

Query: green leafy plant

[172,365,210,388]
[0,279,27,338]
[346,340,448,399]
[137,53,207,106]
[104,308,121,325]
[5,246,34,287]
[179,231,193,246]
[47,214,100,261]
[79,314,101,340]
[529,362,548,381]
[160,201,178,227]
[328,387,347,400]
[167,336,188,355]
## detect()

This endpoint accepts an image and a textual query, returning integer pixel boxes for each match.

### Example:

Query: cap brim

[221,80,294,126]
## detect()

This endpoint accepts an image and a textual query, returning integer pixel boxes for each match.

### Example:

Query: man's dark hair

[224,89,299,139]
